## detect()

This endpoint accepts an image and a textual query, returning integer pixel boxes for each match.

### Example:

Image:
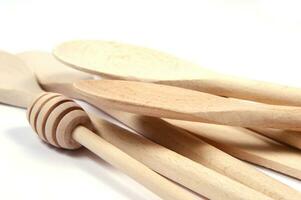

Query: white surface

[0,0,301,199]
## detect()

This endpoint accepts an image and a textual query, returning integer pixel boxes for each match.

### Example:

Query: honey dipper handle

[72,125,198,200]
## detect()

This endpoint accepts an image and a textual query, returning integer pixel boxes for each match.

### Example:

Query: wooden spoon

[0,51,200,200]
[52,40,301,149]
[53,40,301,106]
[18,51,301,199]
[3,51,275,200]
[73,79,301,130]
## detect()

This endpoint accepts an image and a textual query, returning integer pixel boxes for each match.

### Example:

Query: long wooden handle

[27,87,299,199]
[165,119,301,179]
[73,126,199,200]
[100,107,301,200]
[27,92,199,200]
[90,115,273,200]
[159,74,301,106]
[229,98,301,150]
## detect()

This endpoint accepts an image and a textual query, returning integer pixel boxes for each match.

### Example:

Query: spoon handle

[159,74,301,106]
[251,128,301,150]
[166,119,301,180]
[90,114,272,200]
[99,107,301,200]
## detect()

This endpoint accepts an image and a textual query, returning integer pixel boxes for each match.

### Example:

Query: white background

[1,0,301,199]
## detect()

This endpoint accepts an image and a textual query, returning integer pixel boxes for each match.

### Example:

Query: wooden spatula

[17,51,301,199]
[53,40,301,106]
[3,51,276,200]
[73,79,301,131]
[0,51,41,107]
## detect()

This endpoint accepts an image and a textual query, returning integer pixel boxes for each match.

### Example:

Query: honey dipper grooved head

[27,92,92,150]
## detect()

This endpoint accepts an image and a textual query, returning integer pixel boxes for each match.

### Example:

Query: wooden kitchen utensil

[0,51,201,200]
[250,128,301,150]
[52,40,301,151]
[53,40,301,106]
[73,79,301,130]
[165,119,301,179]
[18,51,301,151]
[1,51,275,200]
[100,108,301,199]
[18,51,301,199]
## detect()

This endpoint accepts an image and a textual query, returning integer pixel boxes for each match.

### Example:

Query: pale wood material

[1,52,275,200]
[89,114,272,200]
[251,128,301,150]
[0,51,42,107]
[27,92,199,200]
[100,107,301,200]
[74,79,301,130]
[73,126,201,200]
[227,98,301,150]
[53,40,301,106]
[165,119,301,179]
[17,51,92,99]
[0,53,201,200]
[18,50,301,149]
[21,53,301,199]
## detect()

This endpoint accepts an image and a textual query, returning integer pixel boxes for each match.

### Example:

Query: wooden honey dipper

[0,50,277,200]
[17,51,301,199]
[26,92,201,200]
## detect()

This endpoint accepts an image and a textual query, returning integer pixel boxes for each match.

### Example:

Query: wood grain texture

[251,128,301,150]
[100,107,301,200]
[165,119,301,179]
[54,40,301,106]
[0,53,202,200]
[24,55,301,198]
[0,51,42,107]
[26,92,273,200]
[73,126,201,200]
[27,92,200,200]
[21,51,301,198]
[74,79,301,130]
[89,115,273,200]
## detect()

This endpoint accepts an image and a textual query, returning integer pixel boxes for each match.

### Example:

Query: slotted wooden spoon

[53,40,301,106]
[17,51,301,199]
[2,51,276,200]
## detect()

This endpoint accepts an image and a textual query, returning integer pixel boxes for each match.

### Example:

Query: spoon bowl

[54,40,301,106]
